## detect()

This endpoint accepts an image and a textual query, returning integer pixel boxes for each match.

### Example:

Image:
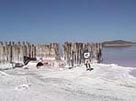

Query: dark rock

[36,62,44,68]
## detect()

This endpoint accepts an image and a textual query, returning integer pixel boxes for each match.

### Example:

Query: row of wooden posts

[0,42,36,63]
[63,42,102,66]
[0,41,102,65]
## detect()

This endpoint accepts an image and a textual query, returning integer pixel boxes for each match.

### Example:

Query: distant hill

[102,40,136,47]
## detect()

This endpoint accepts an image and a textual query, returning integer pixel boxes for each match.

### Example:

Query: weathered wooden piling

[35,43,60,59]
[0,41,102,66]
[0,41,37,64]
[63,42,103,66]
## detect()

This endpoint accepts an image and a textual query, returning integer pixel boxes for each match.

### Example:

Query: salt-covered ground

[0,63,136,101]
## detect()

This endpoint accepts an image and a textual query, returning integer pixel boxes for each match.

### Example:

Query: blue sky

[0,0,136,43]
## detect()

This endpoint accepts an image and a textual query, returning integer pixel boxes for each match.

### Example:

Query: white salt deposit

[0,62,136,101]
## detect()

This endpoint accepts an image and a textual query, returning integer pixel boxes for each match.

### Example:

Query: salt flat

[0,63,136,101]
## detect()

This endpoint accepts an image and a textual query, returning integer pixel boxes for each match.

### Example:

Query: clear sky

[0,0,136,43]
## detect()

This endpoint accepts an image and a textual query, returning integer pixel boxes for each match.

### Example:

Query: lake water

[102,46,136,68]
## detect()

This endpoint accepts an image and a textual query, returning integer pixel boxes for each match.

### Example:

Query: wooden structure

[0,41,36,63]
[63,42,102,66]
[0,42,60,64]
[36,43,60,60]
[0,41,102,66]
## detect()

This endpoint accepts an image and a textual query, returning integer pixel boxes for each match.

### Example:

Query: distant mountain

[102,40,136,47]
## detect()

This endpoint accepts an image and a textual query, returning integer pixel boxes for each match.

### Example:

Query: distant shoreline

[102,40,136,47]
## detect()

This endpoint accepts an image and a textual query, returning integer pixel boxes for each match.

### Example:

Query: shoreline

[0,62,136,77]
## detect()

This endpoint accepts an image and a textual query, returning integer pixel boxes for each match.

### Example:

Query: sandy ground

[0,63,136,101]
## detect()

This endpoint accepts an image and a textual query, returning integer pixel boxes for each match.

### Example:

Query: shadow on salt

[129,69,136,77]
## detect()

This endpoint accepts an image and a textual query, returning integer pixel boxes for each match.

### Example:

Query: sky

[0,0,136,43]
